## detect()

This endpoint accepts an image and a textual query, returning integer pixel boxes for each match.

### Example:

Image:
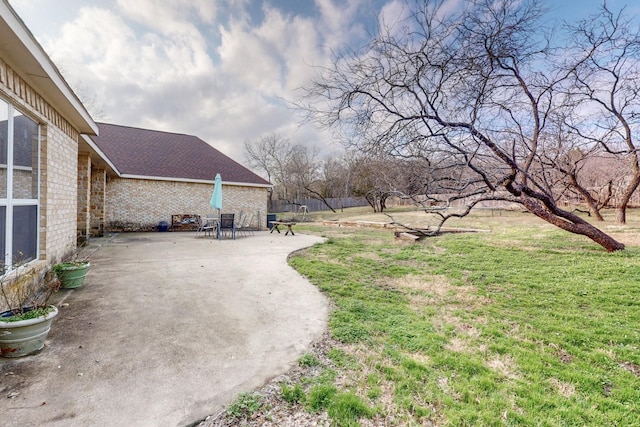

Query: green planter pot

[0,306,58,357]
[54,262,91,289]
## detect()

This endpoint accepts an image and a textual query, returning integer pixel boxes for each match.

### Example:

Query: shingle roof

[91,123,270,186]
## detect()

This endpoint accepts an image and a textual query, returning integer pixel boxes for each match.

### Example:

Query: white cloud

[10,0,373,161]
[116,0,217,31]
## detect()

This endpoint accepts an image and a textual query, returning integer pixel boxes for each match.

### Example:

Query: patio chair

[195,215,216,238]
[218,213,236,239]
[235,212,246,237]
[238,213,254,237]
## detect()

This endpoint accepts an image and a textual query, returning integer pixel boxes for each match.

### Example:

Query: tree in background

[302,0,629,251]
[244,134,293,207]
[562,5,640,225]
[244,134,337,211]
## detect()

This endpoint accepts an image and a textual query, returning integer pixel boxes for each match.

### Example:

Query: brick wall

[77,152,91,242]
[90,168,106,236]
[0,58,80,264]
[42,125,78,262]
[105,177,269,230]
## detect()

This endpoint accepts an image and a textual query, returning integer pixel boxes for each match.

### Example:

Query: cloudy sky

[9,0,622,164]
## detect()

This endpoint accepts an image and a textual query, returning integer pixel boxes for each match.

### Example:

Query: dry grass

[549,378,577,398]
[306,206,640,249]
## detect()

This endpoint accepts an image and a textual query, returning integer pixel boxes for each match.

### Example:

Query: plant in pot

[53,249,91,290]
[0,259,60,357]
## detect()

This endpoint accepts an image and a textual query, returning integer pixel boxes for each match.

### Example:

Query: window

[0,98,40,269]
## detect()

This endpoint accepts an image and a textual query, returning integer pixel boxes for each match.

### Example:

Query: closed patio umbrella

[210,173,223,238]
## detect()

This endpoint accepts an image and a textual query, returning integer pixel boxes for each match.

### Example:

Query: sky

[8,0,632,165]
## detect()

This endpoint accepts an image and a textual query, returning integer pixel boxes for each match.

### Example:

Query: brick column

[90,168,106,237]
[77,152,91,244]
[39,126,49,260]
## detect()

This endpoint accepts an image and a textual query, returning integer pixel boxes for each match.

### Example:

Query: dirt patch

[620,361,640,377]
[486,355,520,380]
[387,275,491,313]
[549,378,576,398]
[550,344,574,364]
[445,337,469,353]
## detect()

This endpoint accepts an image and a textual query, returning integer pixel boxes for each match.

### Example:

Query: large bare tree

[302,0,627,251]
[562,5,640,225]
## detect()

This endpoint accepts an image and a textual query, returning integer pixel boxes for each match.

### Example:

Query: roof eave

[80,134,120,175]
[117,173,273,188]
[0,2,98,135]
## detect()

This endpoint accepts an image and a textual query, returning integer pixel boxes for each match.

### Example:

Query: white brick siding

[42,125,78,262]
[105,177,269,230]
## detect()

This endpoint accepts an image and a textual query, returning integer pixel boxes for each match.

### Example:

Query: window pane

[0,99,7,198]
[12,112,38,199]
[0,206,5,271]
[13,205,37,263]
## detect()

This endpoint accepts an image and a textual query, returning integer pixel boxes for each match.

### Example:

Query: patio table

[270,221,296,236]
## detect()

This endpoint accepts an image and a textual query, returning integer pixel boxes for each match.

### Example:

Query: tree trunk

[615,165,640,225]
[365,194,380,212]
[521,198,624,252]
[616,206,627,225]
[589,206,605,222]
[568,174,604,221]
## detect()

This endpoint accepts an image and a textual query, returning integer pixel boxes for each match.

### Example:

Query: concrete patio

[0,231,329,427]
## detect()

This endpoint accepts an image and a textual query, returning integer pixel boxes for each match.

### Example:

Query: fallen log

[396,232,420,241]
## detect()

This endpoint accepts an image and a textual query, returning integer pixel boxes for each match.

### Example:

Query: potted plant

[0,261,60,357]
[53,260,91,289]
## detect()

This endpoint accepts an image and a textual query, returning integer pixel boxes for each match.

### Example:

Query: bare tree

[244,134,338,211]
[538,116,609,221]
[320,155,348,199]
[346,154,431,212]
[349,156,395,212]
[244,134,294,206]
[301,0,626,251]
[244,134,291,184]
[562,5,640,225]
[287,145,337,212]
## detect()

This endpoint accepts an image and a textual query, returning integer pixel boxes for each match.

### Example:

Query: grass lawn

[233,207,640,426]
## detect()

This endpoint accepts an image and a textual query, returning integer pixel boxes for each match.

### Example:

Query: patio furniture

[196,215,217,238]
[270,221,296,236]
[241,213,255,237]
[171,214,199,231]
[236,213,255,237]
[218,213,236,239]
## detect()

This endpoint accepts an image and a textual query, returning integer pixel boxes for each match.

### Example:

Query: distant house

[0,1,97,269]
[83,123,271,236]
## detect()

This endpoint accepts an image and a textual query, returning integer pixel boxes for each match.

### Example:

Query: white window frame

[0,98,40,269]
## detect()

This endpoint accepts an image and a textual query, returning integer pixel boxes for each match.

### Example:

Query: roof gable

[91,123,270,186]
[0,2,97,135]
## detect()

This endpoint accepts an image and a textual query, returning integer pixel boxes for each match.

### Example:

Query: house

[0,1,97,269]
[0,1,271,273]
[83,123,271,236]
